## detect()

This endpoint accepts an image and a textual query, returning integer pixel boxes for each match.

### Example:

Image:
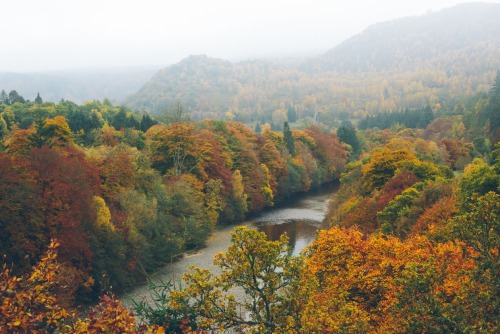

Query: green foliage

[358,107,434,130]
[131,277,197,332]
[168,226,304,333]
[337,122,361,157]
[283,121,296,156]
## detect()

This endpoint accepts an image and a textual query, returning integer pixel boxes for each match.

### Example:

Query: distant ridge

[0,66,163,104]
[306,2,500,73]
[125,3,500,119]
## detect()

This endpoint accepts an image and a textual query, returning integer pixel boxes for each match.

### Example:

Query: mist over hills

[3,2,500,124]
[308,2,500,73]
[124,3,500,125]
[0,66,162,104]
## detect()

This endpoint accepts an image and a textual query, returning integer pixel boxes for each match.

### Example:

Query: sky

[1,0,498,72]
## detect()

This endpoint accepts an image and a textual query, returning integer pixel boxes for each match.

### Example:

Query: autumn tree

[168,227,303,333]
[362,148,419,193]
[148,123,210,177]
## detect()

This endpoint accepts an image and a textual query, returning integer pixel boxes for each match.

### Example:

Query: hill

[125,3,500,126]
[308,2,500,73]
[0,66,162,104]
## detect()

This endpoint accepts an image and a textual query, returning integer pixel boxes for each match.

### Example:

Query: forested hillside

[0,92,346,316]
[126,3,500,128]
[309,2,500,73]
[2,69,498,334]
[1,3,500,332]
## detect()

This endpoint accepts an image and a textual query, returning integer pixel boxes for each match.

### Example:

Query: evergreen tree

[283,121,296,156]
[140,114,158,132]
[418,105,434,128]
[287,105,297,122]
[34,92,43,104]
[255,122,262,133]
[0,90,8,104]
[489,71,500,144]
[337,122,361,156]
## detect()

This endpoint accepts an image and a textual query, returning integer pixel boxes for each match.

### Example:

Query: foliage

[0,240,74,333]
[168,226,304,333]
[1,240,165,333]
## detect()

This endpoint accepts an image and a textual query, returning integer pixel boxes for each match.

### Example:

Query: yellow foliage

[302,227,478,333]
[93,196,114,231]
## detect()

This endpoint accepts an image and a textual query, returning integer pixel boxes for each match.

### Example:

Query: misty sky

[1,0,497,72]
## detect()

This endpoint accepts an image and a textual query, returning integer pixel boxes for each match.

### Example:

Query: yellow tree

[169,227,304,333]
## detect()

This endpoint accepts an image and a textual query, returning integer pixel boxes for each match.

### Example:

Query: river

[122,181,339,307]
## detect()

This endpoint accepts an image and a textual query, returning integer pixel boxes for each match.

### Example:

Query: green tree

[159,101,190,124]
[140,113,157,132]
[337,122,361,157]
[34,92,43,104]
[8,90,25,104]
[287,105,297,123]
[283,121,296,156]
[169,226,303,333]
[489,70,500,144]
[1,90,9,104]
[255,122,262,133]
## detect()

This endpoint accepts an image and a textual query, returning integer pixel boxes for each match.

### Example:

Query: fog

[1,0,497,72]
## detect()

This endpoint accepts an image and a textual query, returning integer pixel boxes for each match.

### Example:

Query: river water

[123,182,338,307]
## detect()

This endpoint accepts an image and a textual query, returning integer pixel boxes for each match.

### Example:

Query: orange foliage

[412,195,458,237]
[0,240,74,333]
[303,227,477,333]
[1,240,165,334]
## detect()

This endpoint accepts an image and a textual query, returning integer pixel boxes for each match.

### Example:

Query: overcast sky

[1,0,497,72]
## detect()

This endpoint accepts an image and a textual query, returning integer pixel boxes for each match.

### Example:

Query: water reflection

[254,219,319,256]
[250,182,338,255]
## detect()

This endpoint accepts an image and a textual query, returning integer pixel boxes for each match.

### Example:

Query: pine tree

[0,90,8,104]
[337,122,361,156]
[255,122,262,133]
[34,92,43,104]
[287,105,297,123]
[283,121,296,156]
[489,71,500,144]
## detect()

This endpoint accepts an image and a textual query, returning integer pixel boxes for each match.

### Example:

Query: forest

[0,87,347,330]
[1,68,499,332]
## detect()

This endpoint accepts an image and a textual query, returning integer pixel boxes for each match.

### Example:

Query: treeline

[137,119,499,333]
[0,96,346,306]
[358,106,434,130]
[118,74,499,333]
[125,55,498,129]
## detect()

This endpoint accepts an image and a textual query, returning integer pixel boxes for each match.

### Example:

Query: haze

[1,0,497,72]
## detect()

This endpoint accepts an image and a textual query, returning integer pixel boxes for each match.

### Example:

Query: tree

[489,70,500,144]
[287,105,297,123]
[255,122,262,133]
[337,122,361,157]
[148,123,210,177]
[362,148,419,192]
[34,92,43,104]
[8,90,25,104]
[0,90,8,104]
[283,121,296,156]
[1,240,163,333]
[140,113,157,132]
[159,101,190,124]
[33,116,74,149]
[168,226,303,333]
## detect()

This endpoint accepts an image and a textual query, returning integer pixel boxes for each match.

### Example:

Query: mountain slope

[126,3,500,122]
[308,2,500,73]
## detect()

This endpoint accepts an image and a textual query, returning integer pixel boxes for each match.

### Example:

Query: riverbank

[121,181,339,309]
